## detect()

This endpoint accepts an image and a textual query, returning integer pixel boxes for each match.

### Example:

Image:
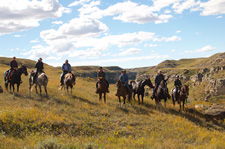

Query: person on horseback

[95,66,109,93]
[117,70,131,98]
[151,70,164,99]
[32,58,44,84]
[174,75,182,101]
[6,56,18,83]
[60,59,71,86]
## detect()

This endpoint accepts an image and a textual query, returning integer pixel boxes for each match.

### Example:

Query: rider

[174,75,182,101]
[117,70,131,98]
[6,56,18,83]
[32,58,44,84]
[60,59,71,86]
[151,70,165,99]
[95,66,109,93]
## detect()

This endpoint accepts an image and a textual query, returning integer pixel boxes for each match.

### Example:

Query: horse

[130,77,154,104]
[172,85,189,111]
[116,80,132,107]
[29,71,48,97]
[154,80,170,112]
[97,77,108,103]
[4,66,28,93]
[61,73,76,96]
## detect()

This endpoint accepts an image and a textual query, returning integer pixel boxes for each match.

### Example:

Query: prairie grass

[0,58,224,148]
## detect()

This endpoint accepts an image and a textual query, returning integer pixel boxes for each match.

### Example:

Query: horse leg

[39,85,42,96]
[99,93,102,101]
[141,94,144,104]
[182,99,185,111]
[123,96,126,108]
[138,94,140,105]
[35,85,38,94]
[70,87,72,97]
[104,93,106,103]
[179,100,181,112]
[133,93,136,101]
[164,99,167,112]
[17,83,19,92]
[44,85,48,96]
[5,82,8,91]
[118,96,121,107]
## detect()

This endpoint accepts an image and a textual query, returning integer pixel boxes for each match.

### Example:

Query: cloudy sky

[0,0,224,68]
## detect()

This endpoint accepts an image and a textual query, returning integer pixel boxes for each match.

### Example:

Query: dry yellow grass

[0,59,225,148]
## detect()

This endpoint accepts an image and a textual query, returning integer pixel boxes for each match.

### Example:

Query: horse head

[21,65,28,76]
[144,77,154,88]
[184,85,189,96]
[71,73,76,85]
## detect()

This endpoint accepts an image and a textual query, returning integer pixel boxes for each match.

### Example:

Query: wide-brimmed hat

[121,70,126,73]
[39,58,42,61]
[99,66,103,69]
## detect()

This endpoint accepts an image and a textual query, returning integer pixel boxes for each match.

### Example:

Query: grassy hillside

[0,58,225,148]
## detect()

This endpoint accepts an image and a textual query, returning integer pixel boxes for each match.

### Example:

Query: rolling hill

[0,55,225,148]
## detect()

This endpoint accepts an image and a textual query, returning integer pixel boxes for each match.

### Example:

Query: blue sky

[0,0,224,68]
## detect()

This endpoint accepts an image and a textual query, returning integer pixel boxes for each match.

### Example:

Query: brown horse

[154,80,170,112]
[116,80,132,107]
[97,77,108,103]
[130,77,154,104]
[61,73,76,96]
[171,85,189,111]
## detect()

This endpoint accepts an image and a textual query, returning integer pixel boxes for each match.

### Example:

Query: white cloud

[154,35,182,42]
[172,0,200,14]
[216,16,223,19]
[151,0,181,12]
[184,45,216,53]
[118,48,142,56]
[195,45,216,52]
[199,0,225,16]
[172,49,176,53]
[78,1,173,24]
[176,30,181,33]
[69,0,91,7]
[14,35,21,38]
[52,21,63,25]
[0,0,69,35]
[30,39,40,43]
[164,9,171,13]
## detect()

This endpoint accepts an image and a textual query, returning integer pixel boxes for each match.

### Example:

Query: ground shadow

[72,95,98,106]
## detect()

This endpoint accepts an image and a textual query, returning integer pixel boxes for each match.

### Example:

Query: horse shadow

[168,107,225,131]
[72,95,98,106]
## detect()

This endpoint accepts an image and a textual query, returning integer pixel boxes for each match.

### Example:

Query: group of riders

[5,57,183,100]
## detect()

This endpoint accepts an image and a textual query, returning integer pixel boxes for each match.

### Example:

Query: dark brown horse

[116,80,132,107]
[154,80,170,112]
[172,85,189,111]
[61,73,76,96]
[97,77,108,103]
[4,66,28,94]
[130,77,154,104]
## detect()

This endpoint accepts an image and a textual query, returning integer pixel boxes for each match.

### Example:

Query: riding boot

[95,88,99,94]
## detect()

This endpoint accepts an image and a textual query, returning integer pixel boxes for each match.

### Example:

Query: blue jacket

[62,63,71,73]
[119,74,129,86]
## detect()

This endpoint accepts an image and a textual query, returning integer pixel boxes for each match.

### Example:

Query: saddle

[8,69,16,80]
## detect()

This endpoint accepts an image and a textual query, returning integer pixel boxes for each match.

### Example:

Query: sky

[0,0,224,68]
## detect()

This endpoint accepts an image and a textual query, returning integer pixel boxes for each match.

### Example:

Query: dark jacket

[174,79,182,87]
[97,71,106,80]
[35,61,44,72]
[10,60,18,69]
[155,74,164,87]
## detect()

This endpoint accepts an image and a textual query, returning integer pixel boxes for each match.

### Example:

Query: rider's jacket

[174,79,182,87]
[119,74,129,85]
[10,60,18,69]
[155,74,164,88]
[97,70,106,80]
[62,63,71,73]
[35,61,44,72]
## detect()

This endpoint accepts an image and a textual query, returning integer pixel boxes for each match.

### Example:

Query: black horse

[130,78,154,104]
[4,66,28,93]
[154,80,170,112]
